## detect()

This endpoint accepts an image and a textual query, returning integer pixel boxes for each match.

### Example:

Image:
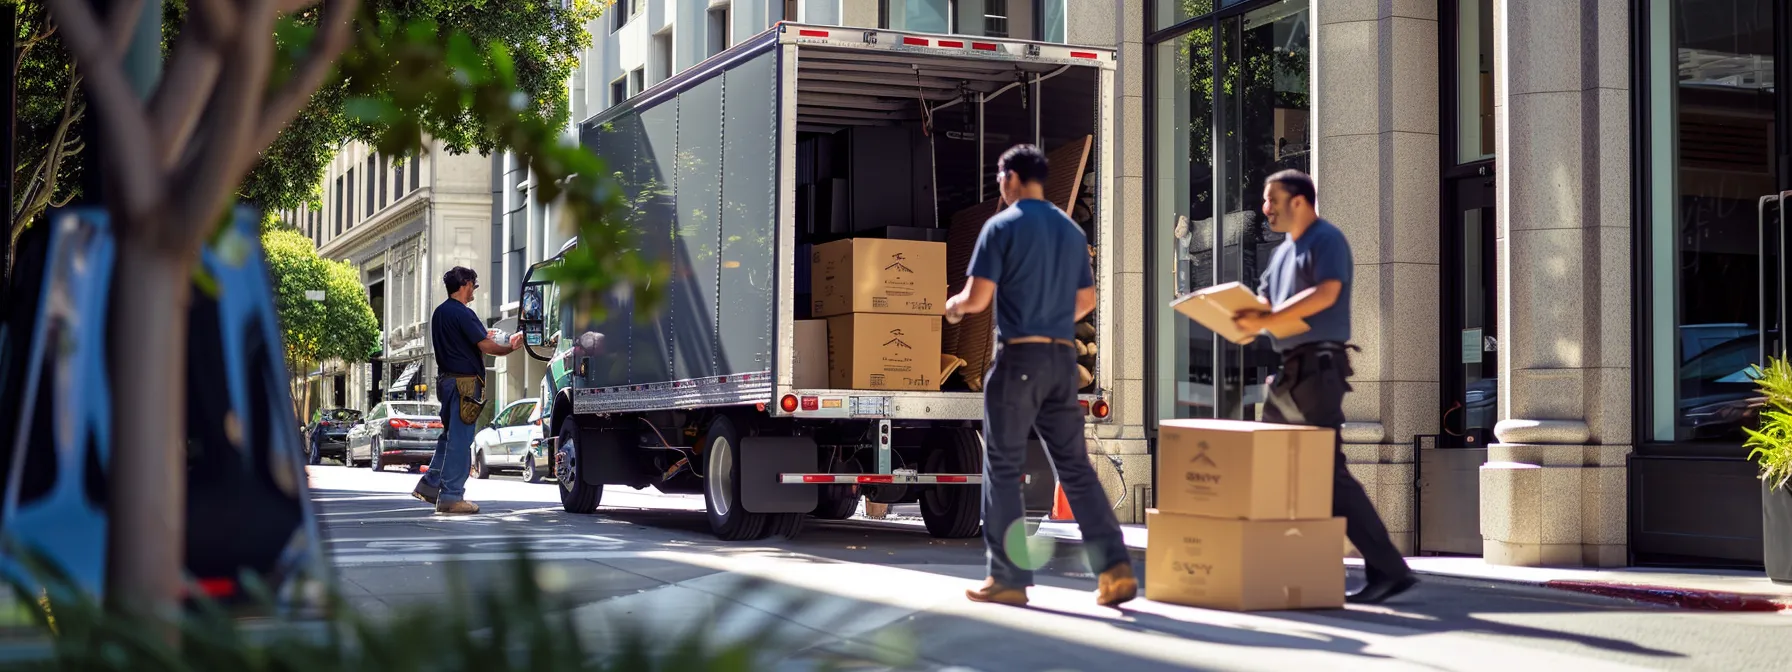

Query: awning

[387,361,422,393]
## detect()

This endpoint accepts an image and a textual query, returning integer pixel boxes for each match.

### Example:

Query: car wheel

[473,450,491,480]
[370,438,385,472]
[702,416,766,541]
[557,419,603,513]
[522,455,540,483]
[919,427,982,539]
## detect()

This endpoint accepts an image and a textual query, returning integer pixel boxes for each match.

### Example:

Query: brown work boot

[434,499,480,515]
[965,578,1029,606]
[1096,563,1138,608]
[411,479,440,505]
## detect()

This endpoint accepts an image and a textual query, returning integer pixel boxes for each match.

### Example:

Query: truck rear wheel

[557,419,603,513]
[920,427,983,539]
[702,416,767,540]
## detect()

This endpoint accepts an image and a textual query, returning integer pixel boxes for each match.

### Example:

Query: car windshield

[389,403,440,417]
[324,409,362,422]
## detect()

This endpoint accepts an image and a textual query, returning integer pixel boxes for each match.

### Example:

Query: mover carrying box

[1157,419,1335,520]
[1144,510,1346,611]
[826,314,943,391]
[811,238,947,317]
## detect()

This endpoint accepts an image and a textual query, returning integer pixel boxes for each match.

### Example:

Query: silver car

[472,398,544,482]
[345,401,445,471]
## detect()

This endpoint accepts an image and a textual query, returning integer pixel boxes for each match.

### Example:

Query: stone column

[1313,1,1441,556]
[1483,0,1631,567]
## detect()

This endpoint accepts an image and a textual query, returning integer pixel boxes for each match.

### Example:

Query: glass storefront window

[1153,0,1310,422]
[885,0,950,33]
[1153,0,1215,33]
[1645,0,1780,442]
[1456,0,1494,163]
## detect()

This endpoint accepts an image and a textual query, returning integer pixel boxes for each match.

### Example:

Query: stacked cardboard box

[809,238,948,391]
[1146,419,1346,611]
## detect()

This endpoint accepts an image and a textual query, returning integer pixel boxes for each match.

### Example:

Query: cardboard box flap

[1170,282,1310,345]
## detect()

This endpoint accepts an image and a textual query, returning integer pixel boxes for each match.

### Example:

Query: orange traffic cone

[1049,484,1074,521]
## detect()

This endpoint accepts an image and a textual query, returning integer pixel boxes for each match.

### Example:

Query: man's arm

[948,220,1003,320]
[1074,286,1097,322]
[947,278,998,317]
[1236,281,1341,333]
[477,335,525,357]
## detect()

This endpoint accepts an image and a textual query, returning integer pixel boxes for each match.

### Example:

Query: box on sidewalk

[1144,509,1346,611]
[1156,419,1335,520]
[810,238,947,317]
[826,313,943,391]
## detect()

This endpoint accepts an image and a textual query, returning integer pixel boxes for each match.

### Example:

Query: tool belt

[1001,336,1076,348]
[444,373,486,425]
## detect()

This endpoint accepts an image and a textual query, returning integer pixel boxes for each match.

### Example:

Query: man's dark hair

[443,266,478,295]
[1266,169,1318,207]
[997,144,1050,185]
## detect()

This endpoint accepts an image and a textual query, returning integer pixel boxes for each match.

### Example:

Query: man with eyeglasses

[412,266,525,514]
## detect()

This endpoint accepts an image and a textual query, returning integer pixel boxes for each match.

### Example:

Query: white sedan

[472,398,545,482]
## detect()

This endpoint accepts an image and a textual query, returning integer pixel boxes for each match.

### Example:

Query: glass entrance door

[1443,174,1497,447]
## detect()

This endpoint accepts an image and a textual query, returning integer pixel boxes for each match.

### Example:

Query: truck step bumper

[779,473,1034,485]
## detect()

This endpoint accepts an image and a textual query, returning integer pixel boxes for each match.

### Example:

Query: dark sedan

[345,401,445,471]
[305,408,364,464]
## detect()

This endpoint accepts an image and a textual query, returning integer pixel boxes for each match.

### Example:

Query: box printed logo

[883,328,912,350]
[885,253,914,274]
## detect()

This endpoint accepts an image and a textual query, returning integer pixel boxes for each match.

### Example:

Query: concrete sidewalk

[864,504,1792,613]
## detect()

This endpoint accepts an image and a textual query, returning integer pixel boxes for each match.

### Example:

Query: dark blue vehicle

[0,207,326,611]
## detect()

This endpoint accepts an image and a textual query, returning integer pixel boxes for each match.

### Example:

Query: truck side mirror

[520,284,546,346]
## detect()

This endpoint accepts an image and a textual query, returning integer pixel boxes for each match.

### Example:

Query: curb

[1541,580,1792,613]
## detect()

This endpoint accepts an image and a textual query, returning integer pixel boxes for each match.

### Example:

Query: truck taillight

[780,395,799,413]
[1092,400,1112,419]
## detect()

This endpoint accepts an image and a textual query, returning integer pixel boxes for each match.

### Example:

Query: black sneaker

[411,479,440,505]
[1347,573,1419,605]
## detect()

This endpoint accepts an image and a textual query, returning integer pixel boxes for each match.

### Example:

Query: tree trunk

[105,229,191,626]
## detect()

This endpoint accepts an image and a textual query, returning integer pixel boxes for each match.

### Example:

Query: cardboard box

[1169,282,1309,344]
[1156,418,1335,520]
[811,238,947,317]
[792,320,829,388]
[1145,510,1346,611]
[826,313,942,391]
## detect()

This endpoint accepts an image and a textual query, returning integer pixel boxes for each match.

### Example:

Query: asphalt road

[308,465,1792,671]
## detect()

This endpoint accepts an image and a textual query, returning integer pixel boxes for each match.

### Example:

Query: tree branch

[251,0,359,154]
[104,0,144,51]
[277,0,322,13]
[47,0,162,221]
[149,29,223,171]
[174,0,277,236]
[189,0,238,37]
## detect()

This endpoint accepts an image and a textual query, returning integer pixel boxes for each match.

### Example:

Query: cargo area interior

[792,47,1103,393]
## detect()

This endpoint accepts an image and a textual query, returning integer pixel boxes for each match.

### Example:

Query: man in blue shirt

[945,145,1134,609]
[411,267,525,514]
[1233,169,1417,604]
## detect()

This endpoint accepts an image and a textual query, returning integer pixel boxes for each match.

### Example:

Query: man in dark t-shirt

[411,266,525,514]
[1232,169,1417,604]
[945,145,1135,609]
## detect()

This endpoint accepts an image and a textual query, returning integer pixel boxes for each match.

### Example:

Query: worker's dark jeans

[420,377,478,502]
[981,343,1128,587]
[1263,343,1412,586]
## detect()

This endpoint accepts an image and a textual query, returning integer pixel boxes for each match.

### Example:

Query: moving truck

[518,22,1117,541]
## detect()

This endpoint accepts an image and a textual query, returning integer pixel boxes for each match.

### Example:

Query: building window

[379,154,389,208]
[707,6,730,57]
[1642,0,1780,444]
[410,152,421,192]
[983,0,1008,37]
[366,155,377,217]
[611,77,628,106]
[1040,0,1065,42]
[882,0,950,33]
[653,32,673,85]
[1150,0,1311,422]
[333,176,344,235]
[629,68,645,97]
[346,168,357,227]
[1454,0,1494,163]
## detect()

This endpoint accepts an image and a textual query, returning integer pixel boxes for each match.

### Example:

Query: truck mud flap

[577,426,643,488]
[740,436,818,514]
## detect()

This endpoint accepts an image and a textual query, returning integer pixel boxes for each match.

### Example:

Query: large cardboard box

[1157,419,1335,520]
[792,320,829,388]
[811,238,947,318]
[1145,510,1346,611]
[826,314,943,391]
[1169,282,1309,345]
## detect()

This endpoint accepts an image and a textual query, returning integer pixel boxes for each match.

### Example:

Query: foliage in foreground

[1746,357,1792,491]
[4,547,914,671]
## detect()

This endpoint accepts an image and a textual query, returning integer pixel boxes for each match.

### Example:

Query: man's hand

[1233,309,1272,335]
[944,296,965,324]
[509,332,526,350]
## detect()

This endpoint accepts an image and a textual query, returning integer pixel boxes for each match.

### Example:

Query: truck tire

[812,490,859,520]
[701,416,766,540]
[764,513,806,540]
[557,419,603,513]
[920,427,982,539]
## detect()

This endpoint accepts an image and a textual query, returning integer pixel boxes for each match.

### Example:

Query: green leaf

[343,96,398,124]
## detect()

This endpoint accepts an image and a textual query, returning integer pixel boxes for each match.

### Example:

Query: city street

[308,465,1792,671]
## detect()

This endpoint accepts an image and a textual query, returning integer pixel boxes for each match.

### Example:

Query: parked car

[346,401,444,471]
[305,408,364,464]
[473,398,544,482]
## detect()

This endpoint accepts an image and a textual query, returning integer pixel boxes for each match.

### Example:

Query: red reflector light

[972,42,999,51]
[1071,51,1099,59]
[939,40,965,48]
[426,421,444,429]
[800,396,819,411]
[803,475,832,483]
[1092,400,1112,419]
[857,475,895,484]
[799,29,830,38]
[937,475,968,483]
[902,36,929,46]
[196,578,236,598]
[1080,400,1091,414]
[780,395,800,413]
